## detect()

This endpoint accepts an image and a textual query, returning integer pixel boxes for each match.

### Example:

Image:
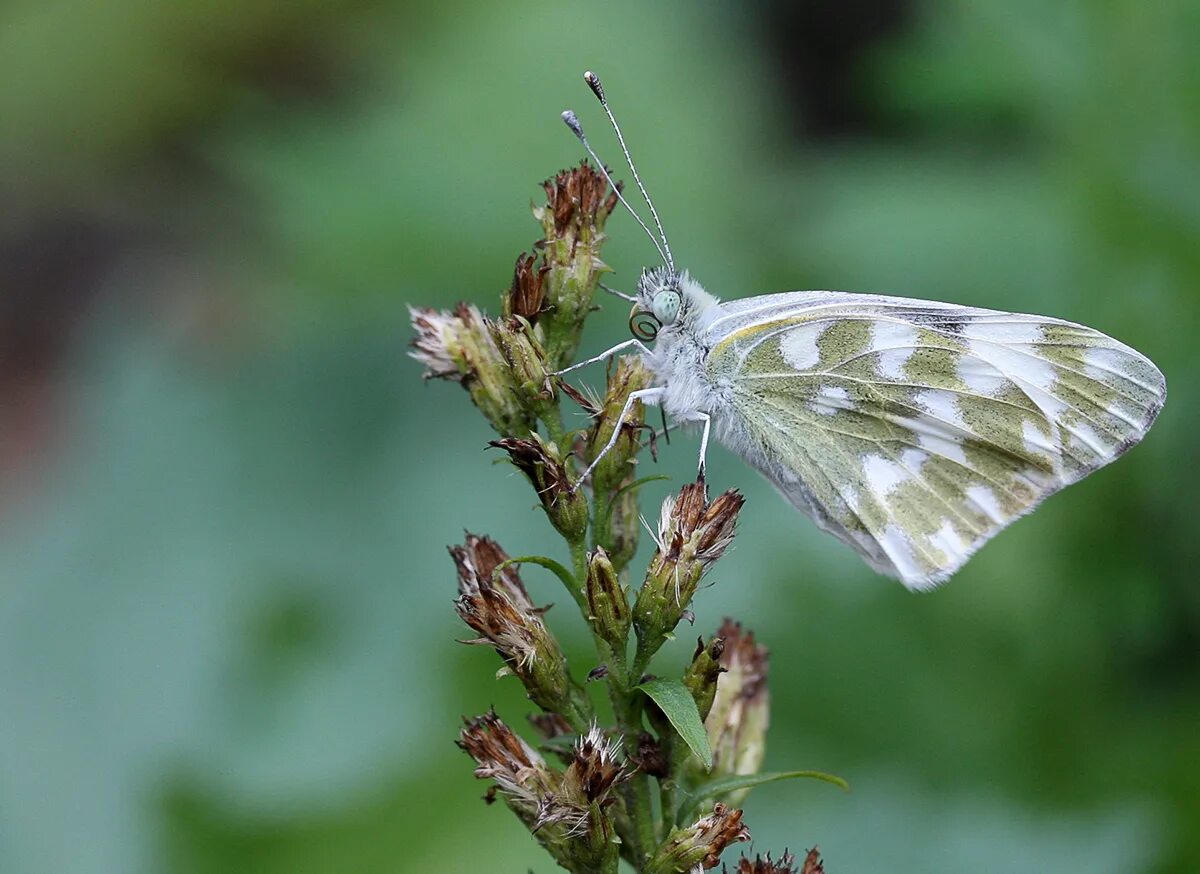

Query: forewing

[704,295,1166,588]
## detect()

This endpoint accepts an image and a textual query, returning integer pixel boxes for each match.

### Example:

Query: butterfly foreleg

[695,412,711,479]
[550,339,652,378]
[572,386,665,492]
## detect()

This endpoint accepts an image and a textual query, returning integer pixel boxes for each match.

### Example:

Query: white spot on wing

[812,385,851,415]
[871,320,919,379]
[879,524,923,582]
[966,338,1056,394]
[864,454,908,497]
[962,320,1044,345]
[896,414,969,466]
[1065,420,1108,458]
[913,390,966,429]
[779,322,825,371]
[957,355,1008,396]
[928,521,964,559]
[1021,419,1055,454]
[966,485,1005,524]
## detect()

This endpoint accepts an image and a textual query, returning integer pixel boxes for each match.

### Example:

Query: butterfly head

[629,267,685,341]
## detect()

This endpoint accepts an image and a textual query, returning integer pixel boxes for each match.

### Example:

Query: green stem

[542,402,570,451]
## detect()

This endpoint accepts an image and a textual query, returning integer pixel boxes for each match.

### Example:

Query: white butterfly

[558,72,1166,590]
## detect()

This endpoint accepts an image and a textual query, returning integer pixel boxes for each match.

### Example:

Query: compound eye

[651,290,681,324]
[629,309,662,341]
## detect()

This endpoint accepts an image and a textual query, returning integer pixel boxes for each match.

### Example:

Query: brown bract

[506,252,549,321]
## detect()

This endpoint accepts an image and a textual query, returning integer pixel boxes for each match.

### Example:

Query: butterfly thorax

[637,270,727,423]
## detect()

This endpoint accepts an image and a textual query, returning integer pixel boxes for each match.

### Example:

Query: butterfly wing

[702,292,1166,588]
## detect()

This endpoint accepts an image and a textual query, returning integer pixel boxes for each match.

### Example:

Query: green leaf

[637,677,713,770]
[676,770,850,825]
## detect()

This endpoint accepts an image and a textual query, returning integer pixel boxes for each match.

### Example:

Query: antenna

[561,110,671,267]
[583,70,675,270]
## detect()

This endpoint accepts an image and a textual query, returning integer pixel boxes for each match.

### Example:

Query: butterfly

[558,72,1166,590]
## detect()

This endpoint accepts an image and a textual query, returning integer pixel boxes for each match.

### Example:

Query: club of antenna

[582,70,674,270]
[561,110,671,267]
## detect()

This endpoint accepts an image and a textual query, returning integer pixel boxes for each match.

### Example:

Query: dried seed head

[651,802,751,871]
[634,477,745,658]
[705,619,770,785]
[489,434,588,540]
[724,850,805,874]
[450,534,585,719]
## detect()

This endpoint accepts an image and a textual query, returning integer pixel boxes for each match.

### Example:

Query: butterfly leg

[695,412,712,478]
[550,339,651,378]
[572,387,665,492]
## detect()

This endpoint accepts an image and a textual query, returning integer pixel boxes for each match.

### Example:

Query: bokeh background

[1,1,1198,872]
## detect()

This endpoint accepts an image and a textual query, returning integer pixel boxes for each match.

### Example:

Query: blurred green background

[1,1,1197,871]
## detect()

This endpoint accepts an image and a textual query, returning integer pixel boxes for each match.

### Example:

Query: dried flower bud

[527,725,627,870]
[564,724,629,805]
[491,317,555,416]
[504,252,549,321]
[459,712,591,871]
[649,803,750,872]
[587,356,655,570]
[683,634,727,722]
[451,534,590,724]
[703,620,769,788]
[490,435,588,540]
[459,710,560,824]
[408,306,461,380]
[724,850,805,874]
[408,304,536,436]
[585,547,631,651]
[586,356,653,491]
[534,161,621,368]
[634,478,745,657]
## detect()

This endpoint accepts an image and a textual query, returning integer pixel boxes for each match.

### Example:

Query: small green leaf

[677,770,849,825]
[637,677,713,770]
